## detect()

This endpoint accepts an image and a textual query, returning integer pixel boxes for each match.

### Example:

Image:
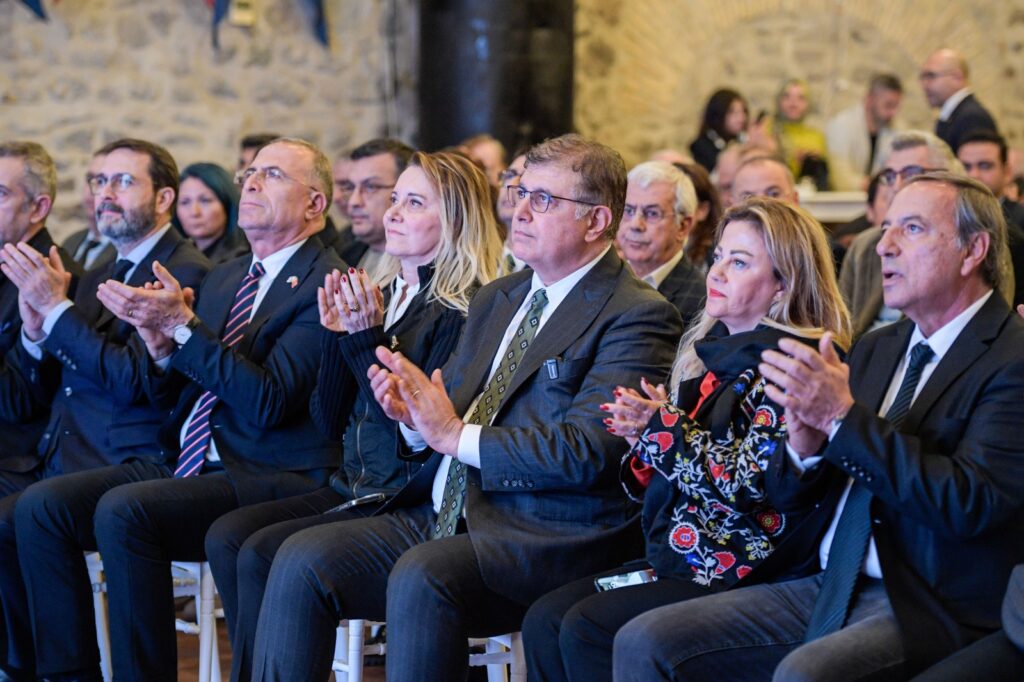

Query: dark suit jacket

[0,228,82,472]
[935,93,999,153]
[200,228,250,265]
[768,293,1024,672]
[381,248,683,603]
[11,228,211,475]
[655,256,705,325]
[151,238,346,504]
[62,227,117,272]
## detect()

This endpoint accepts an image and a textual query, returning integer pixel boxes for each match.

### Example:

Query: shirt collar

[908,288,992,361]
[250,238,308,283]
[526,245,611,311]
[642,249,684,289]
[119,223,171,265]
[939,88,972,122]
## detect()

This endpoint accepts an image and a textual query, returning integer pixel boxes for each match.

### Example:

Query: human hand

[601,377,668,447]
[17,290,45,342]
[0,244,72,316]
[336,267,385,333]
[317,270,346,333]
[760,333,853,434]
[96,261,193,336]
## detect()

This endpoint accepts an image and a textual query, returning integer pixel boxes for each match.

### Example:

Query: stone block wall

[0,0,417,239]
[576,0,1024,168]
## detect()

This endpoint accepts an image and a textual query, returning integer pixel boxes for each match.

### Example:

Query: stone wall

[575,0,1024,168]
[0,0,417,239]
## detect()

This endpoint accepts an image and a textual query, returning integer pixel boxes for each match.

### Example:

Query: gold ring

[350,304,360,312]
[127,309,134,318]
[411,389,422,398]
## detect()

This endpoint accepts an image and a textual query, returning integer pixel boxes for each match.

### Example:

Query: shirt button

[502,479,510,487]
[64,386,73,397]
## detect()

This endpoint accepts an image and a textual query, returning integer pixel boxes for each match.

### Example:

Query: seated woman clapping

[521,197,851,682]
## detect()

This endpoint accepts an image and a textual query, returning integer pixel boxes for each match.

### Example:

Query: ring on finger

[411,389,422,398]
[350,304,360,312]
[127,309,134,318]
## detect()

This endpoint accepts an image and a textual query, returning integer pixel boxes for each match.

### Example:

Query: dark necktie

[76,238,101,265]
[804,341,934,641]
[174,262,266,478]
[111,258,133,283]
[432,288,549,538]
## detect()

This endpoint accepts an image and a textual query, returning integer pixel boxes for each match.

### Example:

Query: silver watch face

[173,325,192,345]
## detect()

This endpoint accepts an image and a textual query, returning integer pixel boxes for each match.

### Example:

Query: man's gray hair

[627,161,697,218]
[889,131,964,174]
[271,137,334,210]
[0,141,57,201]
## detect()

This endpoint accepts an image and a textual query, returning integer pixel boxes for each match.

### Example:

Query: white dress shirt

[384,274,419,330]
[640,249,684,291]
[789,289,992,578]
[178,239,308,463]
[939,88,972,122]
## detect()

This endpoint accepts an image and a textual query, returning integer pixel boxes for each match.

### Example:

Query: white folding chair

[86,553,222,682]
[332,620,525,682]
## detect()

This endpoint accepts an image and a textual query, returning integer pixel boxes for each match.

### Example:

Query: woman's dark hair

[675,162,722,267]
[698,88,747,141]
[171,162,240,241]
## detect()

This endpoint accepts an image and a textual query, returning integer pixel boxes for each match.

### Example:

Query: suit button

[64,386,73,397]
[502,479,510,487]
[865,474,874,482]
[526,481,534,489]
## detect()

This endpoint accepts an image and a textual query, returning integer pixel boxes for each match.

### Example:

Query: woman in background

[173,162,249,263]
[690,88,749,173]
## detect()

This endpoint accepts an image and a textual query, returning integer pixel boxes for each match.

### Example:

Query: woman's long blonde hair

[671,197,851,388]
[407,151,504,313]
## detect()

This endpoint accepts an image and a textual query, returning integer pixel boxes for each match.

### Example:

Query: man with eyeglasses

[920,48,998,153]
[0,138,211,681]
[62,151,117,272]
[840,130,973,339]
[9,138,343,681]
[497,151,528,273]
[343,138,415,284]
[616,160,705,324]
[245,134,681,680]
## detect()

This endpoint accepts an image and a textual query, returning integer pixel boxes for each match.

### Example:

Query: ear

[27,194,52,224]
[154,186,176,215]
[583,205,613,243]
[306,191,329,222]
[961,231,990,278]
[677,214,694,242]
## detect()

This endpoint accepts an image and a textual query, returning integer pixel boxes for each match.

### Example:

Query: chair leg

[334,623,350,682]
[86,554,113,682]
[508,632,526,682]
[348,619,366,682]
[485,638,509,682]
[198,562,217,682]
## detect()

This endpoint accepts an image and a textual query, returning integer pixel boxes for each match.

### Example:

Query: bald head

[920,48,968,108]
[733,156,798,204]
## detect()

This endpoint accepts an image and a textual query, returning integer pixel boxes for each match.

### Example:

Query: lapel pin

[286,275,299,289]
[390,335,399,350]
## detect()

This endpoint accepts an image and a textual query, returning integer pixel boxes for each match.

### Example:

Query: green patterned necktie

[432,288,549,538]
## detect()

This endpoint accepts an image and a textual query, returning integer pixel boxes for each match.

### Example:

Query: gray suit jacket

[384,248,682,603]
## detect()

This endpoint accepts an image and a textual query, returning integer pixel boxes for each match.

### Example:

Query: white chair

[86,554,222,682]
[332,620,525,682]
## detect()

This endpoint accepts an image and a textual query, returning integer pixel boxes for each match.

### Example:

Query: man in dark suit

[613,173,1024,680]
[11,138,342,681]
[0,138,209,682]
[616,160,704,324]
[62,150,117,272]
[246,134,682,680]
[921,48,998,152]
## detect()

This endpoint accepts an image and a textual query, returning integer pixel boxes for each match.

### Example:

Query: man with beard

[0,138,210,681]
[62,151,117,271]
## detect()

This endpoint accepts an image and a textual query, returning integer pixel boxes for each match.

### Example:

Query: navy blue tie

[804,342,933,641]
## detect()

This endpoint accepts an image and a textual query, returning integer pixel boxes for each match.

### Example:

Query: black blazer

[655,256,705,326]
[935,94,998,152]
[151,238,346,504]
[15,228,209,475]
[62,227,117,272]
[0,228,82,472]
[767,293,1024,672]
[381,249,683,603]
[200,228,251,264]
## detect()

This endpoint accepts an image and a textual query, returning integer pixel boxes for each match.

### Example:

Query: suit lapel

[237,239,322,351]
[856,321,912,413]
[205,258,250,339]
[501,250,621,406]
[901,294,1007,433]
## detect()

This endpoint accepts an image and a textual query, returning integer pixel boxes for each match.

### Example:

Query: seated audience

[676,162,722,271]
[173,162,250,263]
[832,171,885,251]
[0,138,209,681]
[732,154,800,204]
[496,149,528,274]
[689,88,749,172]
[14,137,341,680]
[244,134,682,681]
[825,73,903,191]
[613,172,1024,681]
[522,197,851,682]
[921,48,998,152]
[460,133,507,187]
[616,161,705,324]
[204,150,503,681]
[63,150,116,271]
[237,132,280,171]
[649,149,694,167]
[772,79,830,190]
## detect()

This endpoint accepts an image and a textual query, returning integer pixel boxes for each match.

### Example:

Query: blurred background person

[173,162,249,264]
[773,78,831,190]
[826,73,903,191]
[690,88,749,173]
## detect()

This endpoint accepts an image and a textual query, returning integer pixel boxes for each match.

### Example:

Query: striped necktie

[432,288,549,538]
[174,261,266,478]
[804,341,933,640]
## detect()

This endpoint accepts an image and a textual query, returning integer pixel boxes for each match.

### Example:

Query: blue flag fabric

[20,0,47,20]
[212,0,230,48]
[307,0,328,46]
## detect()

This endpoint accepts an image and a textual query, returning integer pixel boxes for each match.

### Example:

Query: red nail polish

[605,427,614,433]
[600,405,609,411]
[603,418,612,425]
[335,289,340,295]
[349,267,356,273]
[613,389,621,397]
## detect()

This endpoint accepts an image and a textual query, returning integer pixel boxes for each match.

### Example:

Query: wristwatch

[172,316,201,347]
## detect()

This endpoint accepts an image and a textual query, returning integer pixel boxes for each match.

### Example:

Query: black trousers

[249,506,529,682]
[0,467,43,680]
[521,564,708,682]
[911,629,1024,682]
[204,487,368,682]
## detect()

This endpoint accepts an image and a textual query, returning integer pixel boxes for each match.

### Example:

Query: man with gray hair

[617,161,705,323]
[837,130,1004,338]
[920,48,998,152]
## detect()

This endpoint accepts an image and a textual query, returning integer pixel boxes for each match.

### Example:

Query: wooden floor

[175,623,385,682]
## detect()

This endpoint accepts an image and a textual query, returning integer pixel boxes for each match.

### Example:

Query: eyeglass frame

[622,204,678,224]
[506,184,600,214]
[877,165,944,187]
[234,166,323,195]
[88,172,149,196]
[333,180,395,198]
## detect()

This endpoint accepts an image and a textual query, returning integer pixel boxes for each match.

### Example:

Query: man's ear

[583,205,613,243]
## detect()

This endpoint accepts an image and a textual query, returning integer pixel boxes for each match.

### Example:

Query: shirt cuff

[20,329,44,360]
[399,422,429,452]
[41,300,74,336]
[785,441,823,473]
[457,424,482,469]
